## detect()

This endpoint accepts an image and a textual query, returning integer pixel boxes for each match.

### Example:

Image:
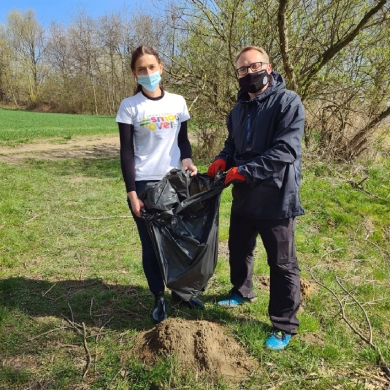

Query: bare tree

[161,0,390,161]
[6,9,46,105]
[277,0,390,159]
[0,25,13,104]
[1,1,388,161]
[68,11,101,114]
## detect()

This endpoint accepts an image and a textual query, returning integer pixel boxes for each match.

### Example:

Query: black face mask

[238,69,269,93]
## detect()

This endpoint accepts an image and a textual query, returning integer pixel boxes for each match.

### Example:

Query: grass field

[0,108,116,146]
[1,110,390,389]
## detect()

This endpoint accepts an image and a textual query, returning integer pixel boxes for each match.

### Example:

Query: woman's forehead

[135,54,159,66]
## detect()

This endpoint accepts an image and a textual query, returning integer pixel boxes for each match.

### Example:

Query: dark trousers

[228,212,301,334]
[127,181,164,295]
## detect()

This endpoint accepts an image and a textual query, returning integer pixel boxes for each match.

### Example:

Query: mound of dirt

[300,278,316,299]
[254,275,315,300]
[132,318,258,384]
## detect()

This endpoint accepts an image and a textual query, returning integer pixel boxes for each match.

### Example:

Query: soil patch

[132,318,258,385]
[300,278,316,299]
[0,132,198,164]
[299,332,325,347]
[254,275,270,292]
[218,240,229,257]
[254,275,316,298]
[0,135,119,163]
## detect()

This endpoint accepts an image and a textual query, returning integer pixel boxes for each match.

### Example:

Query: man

[207,46,305,350]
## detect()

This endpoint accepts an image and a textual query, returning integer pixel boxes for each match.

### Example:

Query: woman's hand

[127,191,145,218]
[182,158,197,176]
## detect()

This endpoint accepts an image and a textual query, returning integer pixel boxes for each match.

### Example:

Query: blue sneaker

[218,292,255,308]
[265,329,291,350]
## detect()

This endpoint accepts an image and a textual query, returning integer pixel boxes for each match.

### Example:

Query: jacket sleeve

[238,92,305,184]
[214,113,236,170]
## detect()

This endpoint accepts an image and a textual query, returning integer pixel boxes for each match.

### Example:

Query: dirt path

[0,135,120,163]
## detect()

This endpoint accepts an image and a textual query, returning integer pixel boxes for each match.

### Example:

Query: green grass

[0,108,116,146]
[0,112,390,389]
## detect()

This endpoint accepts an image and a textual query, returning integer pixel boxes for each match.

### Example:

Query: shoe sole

[265,345,287,350]
[218,297,257,308]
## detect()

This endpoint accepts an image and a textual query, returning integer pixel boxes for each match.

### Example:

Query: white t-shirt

[116,91,190,181]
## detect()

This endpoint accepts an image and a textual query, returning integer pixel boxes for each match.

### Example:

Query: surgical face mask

[137,71,161,92]
[238,69,269,93]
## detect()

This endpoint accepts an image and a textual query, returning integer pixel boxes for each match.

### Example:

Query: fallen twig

[61,311,93,379]
[90,297,94,321]
[367,239,390,259]
[346,179,387,201]
[82,322,91,379]
[310,267,390,379]
[79,215,131,220]
[356,176,368,186]
[25,215,39,223]
[99,316,114,331]
[336,277,373,344]
[333,169,388,202]
[355,367,389,383]
[61,315,83,335]
[42,283,57,297]
[68,302,75,324]
[268,375,320,390]
[107,367,126,388]
[27,326,68,341]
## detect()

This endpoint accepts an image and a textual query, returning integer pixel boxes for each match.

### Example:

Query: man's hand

[207,159,227,177]
[128,191,145,218]
[182,158,197,176]
[224,167,245,185]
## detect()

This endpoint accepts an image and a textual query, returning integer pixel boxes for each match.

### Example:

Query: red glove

[225,167,245,185]
[207,159,227,177]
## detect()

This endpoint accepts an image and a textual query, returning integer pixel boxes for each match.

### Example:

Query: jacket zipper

[246,112,251,147]
[246,102,260,151]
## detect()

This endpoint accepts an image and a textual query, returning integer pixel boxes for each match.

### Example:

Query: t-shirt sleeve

[116,99,133,125]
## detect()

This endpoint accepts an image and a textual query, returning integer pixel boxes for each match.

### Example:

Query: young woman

[116,46,203,324]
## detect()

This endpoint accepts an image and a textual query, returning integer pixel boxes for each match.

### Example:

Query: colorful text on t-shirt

[140,114,180,131]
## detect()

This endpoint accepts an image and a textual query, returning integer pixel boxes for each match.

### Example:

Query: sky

[0,0,140,26]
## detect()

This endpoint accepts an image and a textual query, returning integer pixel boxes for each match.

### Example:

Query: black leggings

[127,180,164,295]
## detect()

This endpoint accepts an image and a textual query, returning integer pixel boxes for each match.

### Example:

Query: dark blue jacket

[216,71,305,219]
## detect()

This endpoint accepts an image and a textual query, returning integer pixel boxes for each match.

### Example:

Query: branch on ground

[310,266,390,379]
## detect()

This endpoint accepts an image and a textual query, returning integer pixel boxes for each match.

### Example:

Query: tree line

[0,0,389,161]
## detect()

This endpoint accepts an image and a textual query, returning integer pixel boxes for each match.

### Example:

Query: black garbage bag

[139,169,226,302]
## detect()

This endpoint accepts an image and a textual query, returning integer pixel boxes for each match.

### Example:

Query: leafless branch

[82,322,91,379]
[42,283,57,297]
[335,277,373,344]
[79,215,131,220]
[367,239,390,261]
[301,0,387,96]
[27,326,68,341]
[68,302,75,324]
[310,266,390,379]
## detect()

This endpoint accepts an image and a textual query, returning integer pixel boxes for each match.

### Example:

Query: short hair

[235,46,270,63]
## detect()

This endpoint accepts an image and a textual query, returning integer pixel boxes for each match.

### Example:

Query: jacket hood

[237,71,286,103]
